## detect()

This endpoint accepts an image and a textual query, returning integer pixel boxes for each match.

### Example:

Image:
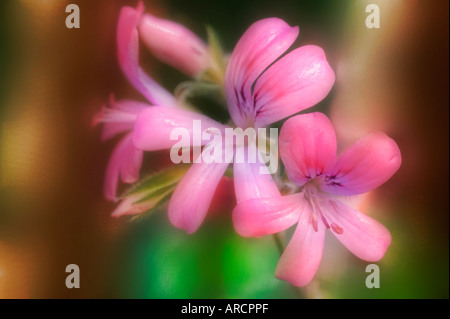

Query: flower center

[303,182,344,235]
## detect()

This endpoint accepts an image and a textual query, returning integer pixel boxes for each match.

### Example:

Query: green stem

[273,233,284,255]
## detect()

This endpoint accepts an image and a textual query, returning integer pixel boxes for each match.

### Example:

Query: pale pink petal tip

[327,199,392,262]
[111,193,149,218]
[168,152,229,234]
[275,209,325,287]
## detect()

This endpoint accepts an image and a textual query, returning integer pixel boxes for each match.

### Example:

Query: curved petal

[275,206,325,287]
[232,193,304,237]
[139,13,210,77]
[93,96,149,141]
[321,132,402,195]
[104,133,143,201]
[168,151,230,234]
[233,148,280,203]
[325,199,392,262]
[101,122,134,142]
[117,3,178,107]
[279,113,337,187]
[225,18,299,127]
[254,45,335,127]
[133,106,227,151]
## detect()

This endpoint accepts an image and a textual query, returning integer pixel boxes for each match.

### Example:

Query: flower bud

[138,13,210,77]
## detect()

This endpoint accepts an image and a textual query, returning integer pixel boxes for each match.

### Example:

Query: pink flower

[95,3,181,201]
[232,112,402,287]
[93,95,147,201]
[93,2,229,223]
[133,17,335,233]
[133,18,335,233]
[98,0,227,202]
[224,18,335,202]
[224,18,335,129]
[117,2,179,108]
[133,106,230,233]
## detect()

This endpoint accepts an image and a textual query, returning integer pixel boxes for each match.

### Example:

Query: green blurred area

[107,212,296,298]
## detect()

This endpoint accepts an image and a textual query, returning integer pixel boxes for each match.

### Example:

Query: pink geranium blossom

[95,3,231,226]
[133,17,335,233]
[93,95,147,200]
[95,2,213,201]
[224,18,335,205]
[233,112,401,287]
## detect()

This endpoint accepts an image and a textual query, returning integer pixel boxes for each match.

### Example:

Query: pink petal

[254,45,335,127]
[93,96,149,141]
[325,199,392,262]
[104,133,144,201]
[225,18,299,127]
[132,106,227,151]
[232,193,304,237]
[101,122,134,142]
[117,3,178,107]
[279,113,337,187]
[233,148,280,203]
[275,207,325,287]
[168,151,230,234]
[139,13,210,77]
[320,132,402,195]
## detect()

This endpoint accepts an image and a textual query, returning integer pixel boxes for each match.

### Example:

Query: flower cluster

[94,1,401,287]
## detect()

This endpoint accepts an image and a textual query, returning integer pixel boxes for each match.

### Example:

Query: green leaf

[129,190,173,222]
[117,165,191,219]
[122,164,190,198]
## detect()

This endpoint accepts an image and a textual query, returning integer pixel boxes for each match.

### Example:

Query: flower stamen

[330,223,343,235]
[311,215,319,232]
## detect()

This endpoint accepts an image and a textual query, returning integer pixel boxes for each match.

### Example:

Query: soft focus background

[0,0,448,298]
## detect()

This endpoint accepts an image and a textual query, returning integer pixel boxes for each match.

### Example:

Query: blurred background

[0,0,448,298]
